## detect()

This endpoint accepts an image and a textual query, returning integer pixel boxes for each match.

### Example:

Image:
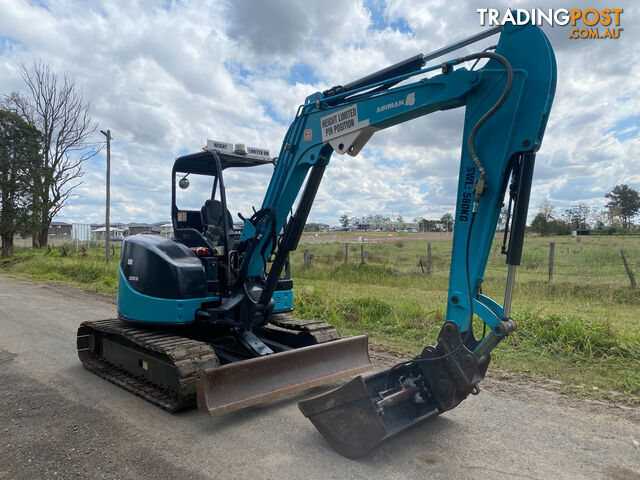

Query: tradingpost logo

[477,8,624,39]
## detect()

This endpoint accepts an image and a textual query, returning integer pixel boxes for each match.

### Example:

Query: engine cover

[120,235,206,299]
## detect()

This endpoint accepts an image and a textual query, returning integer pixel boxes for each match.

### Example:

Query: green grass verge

[1,236,639,404]
[0,246,119,294]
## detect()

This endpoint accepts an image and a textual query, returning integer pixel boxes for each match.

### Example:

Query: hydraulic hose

[458,52,513,342]
[451,52,514,202]
[383,51,515,382]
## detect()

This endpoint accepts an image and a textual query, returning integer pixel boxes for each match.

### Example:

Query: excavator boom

[78,19,555,451]
[293,22,554,456]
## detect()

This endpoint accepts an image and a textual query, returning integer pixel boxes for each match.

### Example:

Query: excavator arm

[203,21,556,456]
[231,22,555,344]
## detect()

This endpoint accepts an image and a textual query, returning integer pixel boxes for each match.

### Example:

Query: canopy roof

[172,150,273,176]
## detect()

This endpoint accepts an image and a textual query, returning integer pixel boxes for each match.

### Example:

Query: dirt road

[0,275,638,479]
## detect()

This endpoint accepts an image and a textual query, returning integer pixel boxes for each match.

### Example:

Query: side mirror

[178,176,190,189]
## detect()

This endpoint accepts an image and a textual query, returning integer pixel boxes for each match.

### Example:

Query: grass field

[1,233,639,403]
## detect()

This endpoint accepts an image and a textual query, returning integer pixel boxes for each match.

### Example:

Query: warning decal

[320,105,369,142]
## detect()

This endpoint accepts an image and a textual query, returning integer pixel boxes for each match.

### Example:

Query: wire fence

[292,236,639,288]
[13,221,124,251]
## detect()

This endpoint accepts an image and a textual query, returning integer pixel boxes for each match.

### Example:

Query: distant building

[159,223,173,238]
[49,221,72,238]
[127,223,153,235]
[92,226,126,240]
[303,223,330,232]
[92,222,127,231]
[353,221,418,232]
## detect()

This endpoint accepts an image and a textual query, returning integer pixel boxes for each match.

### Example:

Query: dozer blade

[299,322,491,458]
[196,335,372,416]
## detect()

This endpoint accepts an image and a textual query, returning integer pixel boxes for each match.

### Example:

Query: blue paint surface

[272,289,293,312]
[118,267,294,321]
[117,267,219,325]
[237,23,556,356]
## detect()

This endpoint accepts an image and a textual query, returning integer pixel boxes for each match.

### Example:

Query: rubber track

[269,314,341,344]
[78,315,341,412]
[77,319,219,412]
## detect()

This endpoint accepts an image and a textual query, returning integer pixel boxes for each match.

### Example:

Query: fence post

[548,242,555,282]
[344,243,348,263]
[303,249,313,266]
[360,244,364,264]
[620,249,637,289]
[427,242,432,275]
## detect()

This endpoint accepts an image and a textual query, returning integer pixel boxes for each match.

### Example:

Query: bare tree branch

[4,60,99,246]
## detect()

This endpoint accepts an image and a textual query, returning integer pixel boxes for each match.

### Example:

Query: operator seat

[201,199,233,247]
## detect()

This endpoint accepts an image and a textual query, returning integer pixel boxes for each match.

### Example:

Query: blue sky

[0,0,638,226]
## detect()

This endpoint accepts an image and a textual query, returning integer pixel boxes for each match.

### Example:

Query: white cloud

[0,0,638,227]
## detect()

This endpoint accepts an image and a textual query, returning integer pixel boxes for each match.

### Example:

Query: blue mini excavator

[78,21,555,457]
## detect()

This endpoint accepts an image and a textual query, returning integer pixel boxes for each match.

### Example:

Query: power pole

[100,129,111,263]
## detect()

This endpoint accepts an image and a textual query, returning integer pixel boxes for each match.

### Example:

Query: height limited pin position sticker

[320,105,369,143]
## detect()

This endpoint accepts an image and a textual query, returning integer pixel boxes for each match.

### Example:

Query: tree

[537,199,555,221]
[338,214,350,228]
[3,61,98,247]
[0,110,42,257]
[605,204,623,228]
[371,214,390,224]
[440,213,453,232]
[592,209,608,230]
[605,184,640,229]
[563,203,592,230]
[529,200,571,236]
[549,219,571,235]
[530,212,550,236]
[531,213,571,236]
[415,217,441,232]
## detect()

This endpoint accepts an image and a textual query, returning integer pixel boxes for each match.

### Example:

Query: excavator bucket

[299,322,490,458]
[298,373,440,458]
[196,335,372,416]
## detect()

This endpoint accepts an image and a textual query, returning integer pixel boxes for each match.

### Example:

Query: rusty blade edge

[204,363,373,416]
[197,335,372,416]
